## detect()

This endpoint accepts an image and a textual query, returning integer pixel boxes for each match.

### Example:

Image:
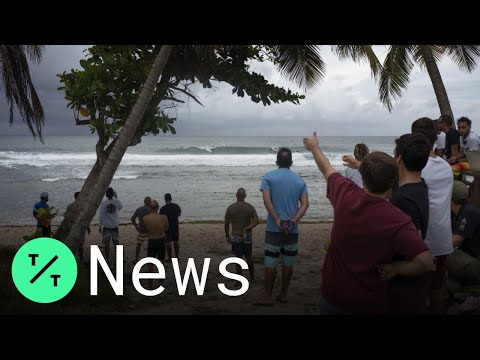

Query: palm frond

[411,45,445,69]
[333,45,382,80]
[0,45,45,141]
[271,45,325,91]
[445,45,480,72]
[379,45,415,112]
[23,45,46,64]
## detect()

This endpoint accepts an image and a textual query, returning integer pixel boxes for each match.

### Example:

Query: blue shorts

[264,231,298,268]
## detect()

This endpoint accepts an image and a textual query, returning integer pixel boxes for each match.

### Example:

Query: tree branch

[169,85,204,106]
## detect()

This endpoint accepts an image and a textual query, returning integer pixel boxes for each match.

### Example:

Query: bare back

[143,212,169,239]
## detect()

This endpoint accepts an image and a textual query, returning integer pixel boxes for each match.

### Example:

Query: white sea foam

[0,151,345,168]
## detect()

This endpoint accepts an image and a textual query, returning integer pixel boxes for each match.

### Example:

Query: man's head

[437,114,453,132]
[394,133,430,172]
[452,180,469,205]
[411,117,437,148]
[354,143,369,161]
[359,151,398,195]
[164,193,172,203]
[150,200,160,211]
[106,187,114,199]
[236,187,246,200]
[40,192,49,201]
[457,116,472,138]
[74,191,80,200]
[144,196,152,206]
[276,147,293,168]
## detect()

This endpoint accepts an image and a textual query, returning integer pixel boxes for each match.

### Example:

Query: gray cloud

[1,45,480,139]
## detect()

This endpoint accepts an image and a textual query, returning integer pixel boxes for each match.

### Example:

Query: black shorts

[166,226,179,243]
[147,238,166,260]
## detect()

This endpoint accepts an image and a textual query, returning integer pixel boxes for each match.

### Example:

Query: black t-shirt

[451,204,480,258]
[160,202,182,229]
[390,180,429,240]
[445,128,460,159]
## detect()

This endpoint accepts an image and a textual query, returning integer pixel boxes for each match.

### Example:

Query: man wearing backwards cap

[447,181,480,285]
[33,192,51,236]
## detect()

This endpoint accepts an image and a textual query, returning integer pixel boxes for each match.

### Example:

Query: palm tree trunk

[63,45,173,251]
[54,159,102,242]
[420,45,455,125]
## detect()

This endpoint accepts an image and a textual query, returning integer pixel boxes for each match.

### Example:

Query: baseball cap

[40,192,49,198]
[452,181,469,203]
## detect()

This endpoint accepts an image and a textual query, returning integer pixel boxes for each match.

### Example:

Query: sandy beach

[1,222,332,315]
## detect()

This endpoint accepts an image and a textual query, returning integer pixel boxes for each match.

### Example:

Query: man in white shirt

[451,117,480,177]
[412,117,454,314]
[433,119,446,158]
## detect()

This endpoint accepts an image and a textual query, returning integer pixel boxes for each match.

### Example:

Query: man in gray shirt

[99,187,123,262]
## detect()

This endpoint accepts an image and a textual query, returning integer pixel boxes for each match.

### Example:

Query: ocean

[0,135,396,226]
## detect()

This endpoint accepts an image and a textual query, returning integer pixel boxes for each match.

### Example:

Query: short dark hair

[438,114,453,127]
[411,117,436,148]
[457,116,472,127]
[106,187,114,199]
[164,193,172,201]
[276,147,293,168]
[359,151,398,194]
[394,133,430,172]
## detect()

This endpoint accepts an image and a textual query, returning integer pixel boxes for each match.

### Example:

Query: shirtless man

[143,200,169,288]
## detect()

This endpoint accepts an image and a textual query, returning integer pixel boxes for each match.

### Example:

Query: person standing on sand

[143,200,169,289]
[131,196,152,264]
[160,193,182,261]
[99,187,122,263]
[255,147,309,307]
[304,131,434,315]
[65,191,91,265]
[225,188,259,282]
[33,192,51,237]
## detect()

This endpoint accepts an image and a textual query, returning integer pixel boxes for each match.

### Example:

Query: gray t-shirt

[132,205,150,233]
[99,198,123,229]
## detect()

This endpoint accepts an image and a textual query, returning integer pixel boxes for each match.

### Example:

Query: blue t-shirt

[33,201,49,227]
[260,168,308,233]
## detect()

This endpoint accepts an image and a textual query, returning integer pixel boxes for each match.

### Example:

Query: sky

[1,45,480,138]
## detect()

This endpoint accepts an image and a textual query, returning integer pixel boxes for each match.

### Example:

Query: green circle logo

[11,237,78,303]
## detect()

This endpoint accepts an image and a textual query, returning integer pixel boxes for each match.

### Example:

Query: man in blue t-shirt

[255,147,309,306]
[33,192,51,236]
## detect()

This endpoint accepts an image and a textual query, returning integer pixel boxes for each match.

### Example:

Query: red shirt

[322,173,429,314]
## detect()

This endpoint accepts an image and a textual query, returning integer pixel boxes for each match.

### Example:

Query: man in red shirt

[303,132,435,314]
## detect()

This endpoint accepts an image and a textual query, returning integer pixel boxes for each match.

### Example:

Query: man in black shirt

[437,114,460,164]
[160,193,182,261]
[388,133,431,314]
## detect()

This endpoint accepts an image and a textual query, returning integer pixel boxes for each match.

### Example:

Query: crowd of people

[32,115,480,314]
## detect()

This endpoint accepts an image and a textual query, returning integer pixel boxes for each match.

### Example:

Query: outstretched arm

[303,131,337,180]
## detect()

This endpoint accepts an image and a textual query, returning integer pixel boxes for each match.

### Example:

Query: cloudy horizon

[1,45,480,139]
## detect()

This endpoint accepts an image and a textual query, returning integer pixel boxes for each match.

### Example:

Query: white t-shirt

[421,156,454,256]
[344,167,363,188]
[433,131,446,151]
[460,131,480,151]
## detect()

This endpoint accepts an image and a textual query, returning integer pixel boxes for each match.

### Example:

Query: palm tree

[377,45,480,122]
[0,45,45,141]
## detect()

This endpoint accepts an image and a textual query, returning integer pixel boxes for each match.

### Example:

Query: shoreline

[0,219,334,228]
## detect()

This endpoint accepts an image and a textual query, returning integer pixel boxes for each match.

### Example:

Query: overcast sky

[1,45,480,138]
